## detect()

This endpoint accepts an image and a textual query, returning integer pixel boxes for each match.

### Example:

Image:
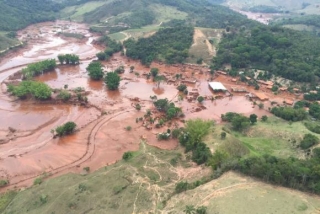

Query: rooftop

[208,82,227,91]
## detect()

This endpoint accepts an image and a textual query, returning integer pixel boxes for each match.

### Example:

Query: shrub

[123,151,134,161]
[177,84,187,92]
[157,132,170,140]
[135,103,141,111]
[58,90,71,101]
[175,181,189,193]
[125,126,132,131]
[0,180,9,187]
[33,177,43,185]
[221,131,227,139]
[55,121,77,137]
[300,134,319,150]
[197,96,204,103]
[261,115,268,122]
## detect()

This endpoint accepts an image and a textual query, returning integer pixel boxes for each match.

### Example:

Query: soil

[0,20,302,192]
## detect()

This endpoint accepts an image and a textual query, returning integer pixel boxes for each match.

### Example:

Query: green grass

[60,1,110,22]
[163,171,320,214]
[108,32,127,41]
[149,3,188,23]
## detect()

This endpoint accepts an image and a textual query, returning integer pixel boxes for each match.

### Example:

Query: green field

[60,1,110,22]
[0,32,20,53]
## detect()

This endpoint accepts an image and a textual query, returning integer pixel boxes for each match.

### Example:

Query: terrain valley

[1,0,320,214]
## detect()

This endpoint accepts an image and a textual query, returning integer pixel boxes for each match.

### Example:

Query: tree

[96,52,107,61]
[258,103,264,109]
[249,114,257,124]
[104,72,120,90]
[196,206,207,214]
[300,134,319,150]
[55,121,77,137]
[197,96,204,103]
[261,115,268,122]
[122,151,133,161]
[57,55,65,65]
[150,68,159,78]
[221,131,227,139]
[184,205,196,214]
[154,75,165,88]
[231,115,250,131]
[130,66,135,73]
[177,84,187,92]
[87,61,104,80]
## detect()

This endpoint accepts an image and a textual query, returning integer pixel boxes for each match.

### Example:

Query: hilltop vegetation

[214,26,320,82]
[125,26,194,65]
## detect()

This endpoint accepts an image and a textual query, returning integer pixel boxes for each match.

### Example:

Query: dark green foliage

[150,68,159,78]
[157,132,170,140]
[124,27,194,65]
[178,119,212,165]
[0,0,60,31]
[98,36,122,57]
[249,114,257,124]
[122,151,134,161]
[192,142,212,164]
[96,52,107,61]
[171,128,182,139]
[114,66,125,74]
[55,122,77,137]
[304,122,320,134]
[304,92,320,101]
[235,155,320,195]
[154,98,169,112]
[249,5,281,13]
[22,59,56,79]
[221,112,241,122]
[294,100,310,109]
[177,84,187,92]
[215,26,320,82]
[175,181,188,193]
[196,206,208,214]
[153,98,182,119]
[104,72,120,90]
[271,107,307,121]
[231,115,250,131]
[300,134,319,150]
[273,15,320,32]
[309,103,320,120]
[9,81,51,100]
[221,131,227,139]
[87,61,104,80]
[197,96,204,103]
[261,115,268,122]
[313,148,320,159]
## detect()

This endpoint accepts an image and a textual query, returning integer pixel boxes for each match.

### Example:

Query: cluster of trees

[221,112,257,131]
[124,26,194,65]
[214,26,320,82]
[57,54,80,65]
[304,92,320,101]
[55,122,77,137]
[249,5,282,13]
[300,133,319,150]
[294,100,320,120]
[117,9,155,28]
[270,107,307,121]
[153,98,182,120]
[8,81,51,100]
[85,60,121,90]
[178,119,213,164]
[21,59,56,79]
[274,15,320,33]
[234,154,320,194]
[96,36,122,61]
[183,205,208,214]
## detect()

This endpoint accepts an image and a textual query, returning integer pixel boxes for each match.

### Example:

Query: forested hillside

[214,26,320,82]
[124,26,194,65]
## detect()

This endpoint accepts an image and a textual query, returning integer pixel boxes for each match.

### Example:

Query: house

[254,92,269,101]
[208,82,228,92]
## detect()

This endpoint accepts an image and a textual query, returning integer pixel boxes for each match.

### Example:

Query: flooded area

[0,20,296,191]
